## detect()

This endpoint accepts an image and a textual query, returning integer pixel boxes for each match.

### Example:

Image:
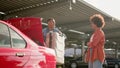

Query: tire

[103,64,108,68]
[103,65,107,68]
[115,64,119,68]
[57,64,64,68]
[70,62,77,68]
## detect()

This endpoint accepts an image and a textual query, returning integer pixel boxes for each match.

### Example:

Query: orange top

[86,29,105,63]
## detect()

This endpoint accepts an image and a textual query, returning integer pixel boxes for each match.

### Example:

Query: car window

[65,48,82,57]
[0,23,11,48]
[9,28,26,48]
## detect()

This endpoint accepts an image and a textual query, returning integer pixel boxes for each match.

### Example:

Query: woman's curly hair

[90,14,105,28]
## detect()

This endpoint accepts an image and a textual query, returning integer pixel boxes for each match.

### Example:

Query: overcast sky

[84,0,120,20]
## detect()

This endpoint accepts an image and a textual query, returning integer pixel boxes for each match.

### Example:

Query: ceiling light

[44,3,47,5]
[87,34,90,36]
[0,12,5,14]
[17,9,20,11]
[47,2,50,4]
[32,5,36,7]
[51,1,54,3]
[8,11,11,13]
[106,40,109,42]
[29,6,33,8]
[69,6,72,10]
[55,0,58,2]
[15,16,18,18]
[72,0,76,4]
[40,4,43,5]
[69,0,72,10]
[20,8,23,10]
[113,42,117,45]
[26,7,29,9]
[36,4,40,6]
[68,29,85,34]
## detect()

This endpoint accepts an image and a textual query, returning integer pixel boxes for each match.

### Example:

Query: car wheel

[57,65,64,68]
[115,64,119,68]
[103,65,107,68]
[103,64,108,68]
[70,62,77,68]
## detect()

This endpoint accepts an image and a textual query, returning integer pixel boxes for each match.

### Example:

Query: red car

[0,17,56,68]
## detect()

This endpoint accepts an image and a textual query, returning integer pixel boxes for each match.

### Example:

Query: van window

[9,28,26,48]
[0,23,11,48]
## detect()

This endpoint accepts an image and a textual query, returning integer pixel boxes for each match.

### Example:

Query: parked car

[0,18,56,68]
[69,57,87,68]
[105,49,120,68]
[65,48,107,68]
[65,56,108,68]
[105,57,120,68]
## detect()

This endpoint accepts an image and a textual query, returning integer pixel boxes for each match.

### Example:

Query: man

[42,18,62,48]
[43,18,66,66]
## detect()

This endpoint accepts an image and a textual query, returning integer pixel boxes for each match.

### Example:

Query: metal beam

[6,0,68,17]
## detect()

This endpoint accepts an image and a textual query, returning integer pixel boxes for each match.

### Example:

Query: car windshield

[105,49,115,58]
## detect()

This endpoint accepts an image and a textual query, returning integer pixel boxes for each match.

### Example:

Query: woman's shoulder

[96,29,105,36]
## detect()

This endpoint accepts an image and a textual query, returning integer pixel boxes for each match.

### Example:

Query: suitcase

[46,32,65,64]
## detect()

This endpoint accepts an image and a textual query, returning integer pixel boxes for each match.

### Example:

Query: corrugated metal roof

[0,0,120,47]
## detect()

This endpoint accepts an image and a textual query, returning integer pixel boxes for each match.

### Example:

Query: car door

[0,22,31,68]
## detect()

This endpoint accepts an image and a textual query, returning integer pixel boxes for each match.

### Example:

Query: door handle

[16,53,25,57]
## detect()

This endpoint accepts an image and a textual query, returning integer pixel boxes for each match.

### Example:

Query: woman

[86,14,106,68]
